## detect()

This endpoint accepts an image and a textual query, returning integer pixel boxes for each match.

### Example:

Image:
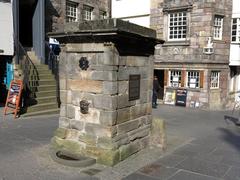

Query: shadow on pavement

[217,126,240,152]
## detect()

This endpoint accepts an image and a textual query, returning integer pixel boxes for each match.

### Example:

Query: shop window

[66,1,78,22]
[169,70,182,87]
[187,71,200,88]
[231,18,240,42]
[168,11,187,41]
[213,15,223,40]
[83,5,93,21]
[210,71,220,89]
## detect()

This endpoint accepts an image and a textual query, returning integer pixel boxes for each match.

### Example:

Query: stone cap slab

[48,19,164,56]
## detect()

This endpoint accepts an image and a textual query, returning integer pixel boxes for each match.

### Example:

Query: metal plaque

[79,57,89,70]
[129,75,141,101]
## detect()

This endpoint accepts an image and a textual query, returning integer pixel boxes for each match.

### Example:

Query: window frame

[231,18,240,43]
[169,70,182,88]
[187,71,200,89]
[167,11,188,41]
[83,5,93,21]
[213,15,223,40]
[99,10,107,19]
[66,0,78,23]
[210,71,220,89]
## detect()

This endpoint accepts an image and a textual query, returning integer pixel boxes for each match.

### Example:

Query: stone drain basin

[49,149,96,167]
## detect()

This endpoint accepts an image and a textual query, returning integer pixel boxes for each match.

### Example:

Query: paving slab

[122,173,160,180]
[138,163,179,179]
[172,143,217,158]
[154,154,186,167]
[175,157,231,178]
[223,166,240,180]
[167,170,222,180]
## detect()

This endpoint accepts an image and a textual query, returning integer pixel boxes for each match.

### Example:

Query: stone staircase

[22,51,59,117]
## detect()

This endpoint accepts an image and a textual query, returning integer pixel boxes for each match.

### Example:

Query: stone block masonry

[151,0,232,109]
[46,0,111,33]
[49,19,164,166]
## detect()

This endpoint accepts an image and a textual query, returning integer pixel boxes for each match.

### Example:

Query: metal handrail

[45,41,58,74]
[15,39,38,102]
[45,41,61,107]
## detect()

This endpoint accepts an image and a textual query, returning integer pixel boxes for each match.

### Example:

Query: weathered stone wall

[52,42,153,166]
[151,0,232,109]
[45,0,110,33]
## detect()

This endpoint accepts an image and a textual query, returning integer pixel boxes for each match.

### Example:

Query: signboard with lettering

[164,89,176,105]
[129,75,141,101]
[175,89,187,107]
[4,80,23,118]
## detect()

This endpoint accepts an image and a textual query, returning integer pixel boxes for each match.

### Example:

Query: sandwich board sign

[4,80,23,118]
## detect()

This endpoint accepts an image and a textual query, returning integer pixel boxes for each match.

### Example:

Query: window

[83,5,93,21]
[213,16,223,40]
[231,18,240,42]
[210,71,220,89]
[100,10,107,19]
[168,12,187,41]
[169,70,182,87]
[66,1,78,22]
[187,71,200,88]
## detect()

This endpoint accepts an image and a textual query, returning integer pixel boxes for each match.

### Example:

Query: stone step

[36,96,57,104]
[28,75,54,81]
[28,69,52,75]
[29,64,49,70]
[35,90,57,98]
[37,97,57,105]
[20,52,59,117]
[26,102,58,113]
[38,74,55,79]
[29,80,56,86]
[22,108,60,117]
[29,85,57,92]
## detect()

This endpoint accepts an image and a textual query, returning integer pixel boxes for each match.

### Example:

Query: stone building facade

[46,0,110,33]
[229,0,240,104]
[151,0,232,109]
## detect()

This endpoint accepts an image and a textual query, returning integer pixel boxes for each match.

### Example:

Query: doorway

[19,0,37,47]
[154,69,164,100]
[14,0,45,63]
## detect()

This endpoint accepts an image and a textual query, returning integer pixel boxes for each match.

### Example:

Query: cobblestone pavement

[0,105,240,180]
